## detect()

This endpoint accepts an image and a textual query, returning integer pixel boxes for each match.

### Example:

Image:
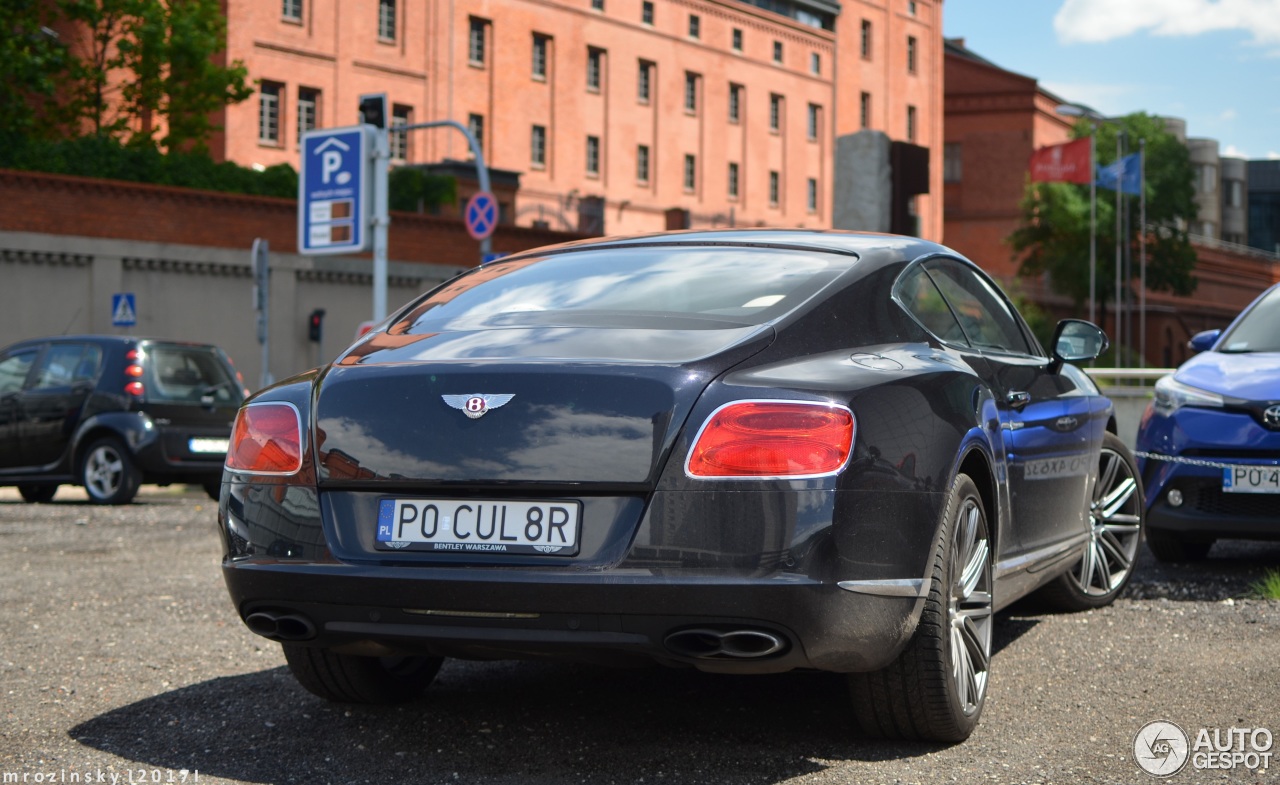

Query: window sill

[469,60,486,69]
[281,15,303,25]
[585,172,600,180]
[378,36,397,45]
[531,163,546,171]
[532,74,546,82]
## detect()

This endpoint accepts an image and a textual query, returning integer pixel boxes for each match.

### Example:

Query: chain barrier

[1134,451,1280,470]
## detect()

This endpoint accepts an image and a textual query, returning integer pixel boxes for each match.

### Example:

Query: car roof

[496,228,957,272]
[2,335,224,352]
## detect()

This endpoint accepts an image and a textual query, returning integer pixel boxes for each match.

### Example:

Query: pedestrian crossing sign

[112,293,137,327]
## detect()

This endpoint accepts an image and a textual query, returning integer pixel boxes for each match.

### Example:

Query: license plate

[376,498,580,555]
[189,437,229,454]
[1223,466,1280,494]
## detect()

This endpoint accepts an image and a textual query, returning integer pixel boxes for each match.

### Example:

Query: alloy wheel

[948,496,993,716]
[85,444,125,499]
[1072,446,1142,596]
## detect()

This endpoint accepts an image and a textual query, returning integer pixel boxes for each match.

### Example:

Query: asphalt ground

[0,486,1277,785]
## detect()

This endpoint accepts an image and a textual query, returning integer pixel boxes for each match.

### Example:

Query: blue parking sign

[298,126,373,255]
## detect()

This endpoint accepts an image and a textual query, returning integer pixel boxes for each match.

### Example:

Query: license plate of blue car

[375,498,581,555]
[1222,466,1280,494]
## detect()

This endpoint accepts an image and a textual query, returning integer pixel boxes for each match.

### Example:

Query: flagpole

[1089,129,1097,325]
[1115,131,1124,367]
[1139,138,1147,369]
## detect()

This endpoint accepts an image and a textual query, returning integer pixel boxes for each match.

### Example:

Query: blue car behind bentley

[1136,282,1280,561]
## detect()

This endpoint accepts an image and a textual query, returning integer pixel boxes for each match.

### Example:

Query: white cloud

[1220,108,1239,122]
[1269,151,1280,160]
[1055,0,1280,45]
[1223,144,1246,157]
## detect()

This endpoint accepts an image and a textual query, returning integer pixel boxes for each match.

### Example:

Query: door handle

[1006,391,1031,410]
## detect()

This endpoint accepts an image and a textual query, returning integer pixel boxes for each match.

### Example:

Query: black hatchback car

[0,336,246,504]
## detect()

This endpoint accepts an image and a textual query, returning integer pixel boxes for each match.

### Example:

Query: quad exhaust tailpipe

[244,611,317,641]
[663,627,787,659]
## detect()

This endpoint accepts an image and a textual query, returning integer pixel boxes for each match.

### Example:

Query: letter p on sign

[322,150,342,183]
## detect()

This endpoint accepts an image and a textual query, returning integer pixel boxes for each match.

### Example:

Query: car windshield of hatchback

[1218,286,1280,353]
[145,344,243,403]
[395,247,853,333]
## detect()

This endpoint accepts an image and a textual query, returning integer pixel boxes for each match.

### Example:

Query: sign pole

[372,127,390,322]
[252,238,271,389]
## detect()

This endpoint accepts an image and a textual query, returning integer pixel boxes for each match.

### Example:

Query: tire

[282,643,444,704]
[1146,531,1214,563]
[849,473,994,743]
[17,484,58,503]
[1039,432,1145,611]
[202,478,222,502]
[80,437,141,505]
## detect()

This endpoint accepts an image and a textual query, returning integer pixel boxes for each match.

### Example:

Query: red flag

[1029,138,1091,184]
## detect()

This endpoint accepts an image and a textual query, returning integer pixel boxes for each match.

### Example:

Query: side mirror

[1188,329,1220,353]
[1050,319,1109,373]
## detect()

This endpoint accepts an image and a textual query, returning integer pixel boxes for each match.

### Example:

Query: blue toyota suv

[1136,283,1280,561]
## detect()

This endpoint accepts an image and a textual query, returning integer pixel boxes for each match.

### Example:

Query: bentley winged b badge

[442,393,515,419]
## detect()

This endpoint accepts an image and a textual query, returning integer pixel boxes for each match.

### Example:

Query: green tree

[0,0,69,136]
[53,0,250,151]
[389,167,458,214]
[1008,112,1198,321]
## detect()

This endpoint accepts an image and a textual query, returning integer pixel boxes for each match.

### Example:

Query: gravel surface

[0,486,1277,784]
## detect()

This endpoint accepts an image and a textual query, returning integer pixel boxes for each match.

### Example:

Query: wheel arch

[956,445,999,558]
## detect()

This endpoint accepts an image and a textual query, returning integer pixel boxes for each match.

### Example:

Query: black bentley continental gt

[218,230,1143,742]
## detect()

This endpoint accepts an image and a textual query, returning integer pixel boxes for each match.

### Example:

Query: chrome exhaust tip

[664,627,787,659]
[244,611,317,641]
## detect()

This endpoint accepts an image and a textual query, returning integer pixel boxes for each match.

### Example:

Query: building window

[860,91,871,128]
[637,60,652,103]
[586,135,600,176]
[807,178,818,212]
[531,125,546,168]
[587,48,603,91]
[732,28,743,51]
[390,104,411,160]
[944,142,962,183]
[684,71,698,113]
[769,93,782,132]
[378,0,396,41]
[769,170,779,206]
[810,52,821,74]
[282,0,302,21]
[908,0,917,14]
[642,0,653,24]
[296,87,318,144]
[467,113,484,156]
[1228,179,1243,207]
[729,84,741,123]
[469,18,488,66]
[684,154,696,191]
[688,14,700,38]
[860,20,871,59]
[772,41,783,63]
[807,103,820,140]
[532,34,548,79]
[258,82,281,144]
[907,105,917,142]
[907,35,917,74]
[591,0,603,10]
[637,144,650,183]
[728,162,739,198]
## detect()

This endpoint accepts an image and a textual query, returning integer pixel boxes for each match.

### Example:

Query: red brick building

[211,0,943,239]
[942,38,1279,367]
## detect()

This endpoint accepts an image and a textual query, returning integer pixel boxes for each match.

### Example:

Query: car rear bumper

[222,560,926,674]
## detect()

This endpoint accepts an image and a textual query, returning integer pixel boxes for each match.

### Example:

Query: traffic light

[308,309,325,342]
[358,93,388,129]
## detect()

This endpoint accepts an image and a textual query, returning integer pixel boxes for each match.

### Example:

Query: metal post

[400,119,492,264]
[1139,138,1147,370]
[372,127,390,322]
[251,238,272,390]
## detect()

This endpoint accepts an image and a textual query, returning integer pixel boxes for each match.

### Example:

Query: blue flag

[1096,152,1142,195]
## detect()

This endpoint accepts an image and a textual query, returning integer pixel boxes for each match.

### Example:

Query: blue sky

[943,0,1280,160]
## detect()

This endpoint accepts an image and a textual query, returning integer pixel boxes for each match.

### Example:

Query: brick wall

[0,169,584,265]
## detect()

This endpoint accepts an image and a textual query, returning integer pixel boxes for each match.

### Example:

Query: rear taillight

[226,402,303,475]
[124,349,145,396]
[686,401,855,478]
